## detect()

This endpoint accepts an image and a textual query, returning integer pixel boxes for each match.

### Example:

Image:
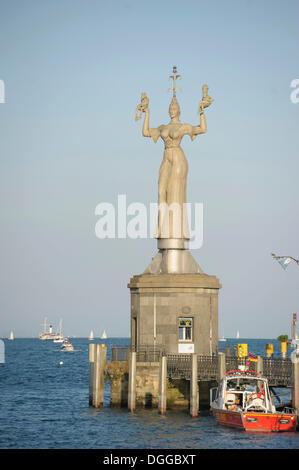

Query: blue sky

[0,0,298,338]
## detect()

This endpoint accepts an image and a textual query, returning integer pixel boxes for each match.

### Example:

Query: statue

[136,66,213,240]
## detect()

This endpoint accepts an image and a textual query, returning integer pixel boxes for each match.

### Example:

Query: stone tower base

[128,273,221,355]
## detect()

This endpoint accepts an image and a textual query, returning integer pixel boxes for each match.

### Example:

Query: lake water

[0,338,298,449]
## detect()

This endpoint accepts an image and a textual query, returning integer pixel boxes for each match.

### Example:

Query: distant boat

[100,329,107,339]
[61,338,74,351]
[88,330,94,341]
[8,331,14,341]
[236,331,240,339]
[39,317,64,341]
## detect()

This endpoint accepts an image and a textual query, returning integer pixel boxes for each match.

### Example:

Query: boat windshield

[226,377,265,393]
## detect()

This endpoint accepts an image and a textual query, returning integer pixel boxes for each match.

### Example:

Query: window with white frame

[178,317,193,341]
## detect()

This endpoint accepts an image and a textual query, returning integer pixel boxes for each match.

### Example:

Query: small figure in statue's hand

[198,84,214,114]
[135,92,149,121]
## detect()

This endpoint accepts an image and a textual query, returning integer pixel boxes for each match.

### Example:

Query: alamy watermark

[95,195,203,249]
[290,79,299,104]
[0,79,5,103]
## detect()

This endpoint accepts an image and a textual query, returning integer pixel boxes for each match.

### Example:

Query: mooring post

[292,313,297,341]
[281,342,287,360]
[158,355,167,415]
[292,358,299,415]
[93,343,107,408]
[257,356,263,375]
[218,352,226,382]
[89,343,95,406]
[128,351,136,412]
[190,353,198,418]
[99,344,107,404]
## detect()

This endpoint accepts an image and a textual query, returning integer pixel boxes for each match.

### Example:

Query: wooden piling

[190,353,198,418]
[92,343,107,408]
[292,349,299,414]
[128,351,136,412]
[89,343,95,406]
[158,355,167,415]
[257,355,263,375]
[218,352,226,382]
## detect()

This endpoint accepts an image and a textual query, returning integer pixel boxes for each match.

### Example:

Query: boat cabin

[211,370,276,414]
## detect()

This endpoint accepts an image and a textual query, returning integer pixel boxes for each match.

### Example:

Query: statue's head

[169,97,181,119]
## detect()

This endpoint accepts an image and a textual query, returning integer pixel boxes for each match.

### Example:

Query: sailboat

[61,338,74,351]
[219,328,227,342]
[236,331,240,339]
[100,329,107,339]
[8,331,14,341]
[88,330,94,341]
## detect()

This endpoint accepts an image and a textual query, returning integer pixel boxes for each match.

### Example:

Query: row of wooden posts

[89,343,299,416]
[128,352,208,417]
[88,343,200,416]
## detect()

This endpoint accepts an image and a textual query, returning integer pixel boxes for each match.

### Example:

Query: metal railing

[263,358,292,387]
[197,355,218,380]
[110,344,165,363]
[134,345,164,362]
[167,354,192,379]
[167,354,218,380]
[110,344,130,362]
[110,345,292,387]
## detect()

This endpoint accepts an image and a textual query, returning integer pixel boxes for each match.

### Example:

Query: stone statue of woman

[136,67,213,242]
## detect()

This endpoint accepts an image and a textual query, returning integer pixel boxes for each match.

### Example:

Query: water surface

[0,338,298,449]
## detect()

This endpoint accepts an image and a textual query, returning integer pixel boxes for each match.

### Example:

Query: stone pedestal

[128,271,221,355]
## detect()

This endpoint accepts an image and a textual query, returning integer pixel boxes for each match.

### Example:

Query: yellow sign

[237,343,248,358]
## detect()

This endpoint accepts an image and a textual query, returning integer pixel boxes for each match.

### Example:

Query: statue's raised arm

[183,84,214,140]
[135,92,161,143]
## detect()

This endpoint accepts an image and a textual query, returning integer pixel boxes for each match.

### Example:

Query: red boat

[210,366,297,432]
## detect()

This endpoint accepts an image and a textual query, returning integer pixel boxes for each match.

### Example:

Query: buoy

[59,361,64,365]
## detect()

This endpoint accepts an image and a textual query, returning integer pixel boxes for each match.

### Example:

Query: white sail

[219,328,226,341]
[100,329,107,339]
[88,330,94,341]
[236,331,240,339]
[8,331,14,340]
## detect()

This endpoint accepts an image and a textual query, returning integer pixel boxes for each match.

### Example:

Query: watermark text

[290,79,299,104]
[95,195,203,249]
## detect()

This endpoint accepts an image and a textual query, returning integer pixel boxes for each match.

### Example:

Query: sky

[0,0,298,339]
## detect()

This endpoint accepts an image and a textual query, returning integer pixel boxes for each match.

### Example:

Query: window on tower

[178,317,193,341]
